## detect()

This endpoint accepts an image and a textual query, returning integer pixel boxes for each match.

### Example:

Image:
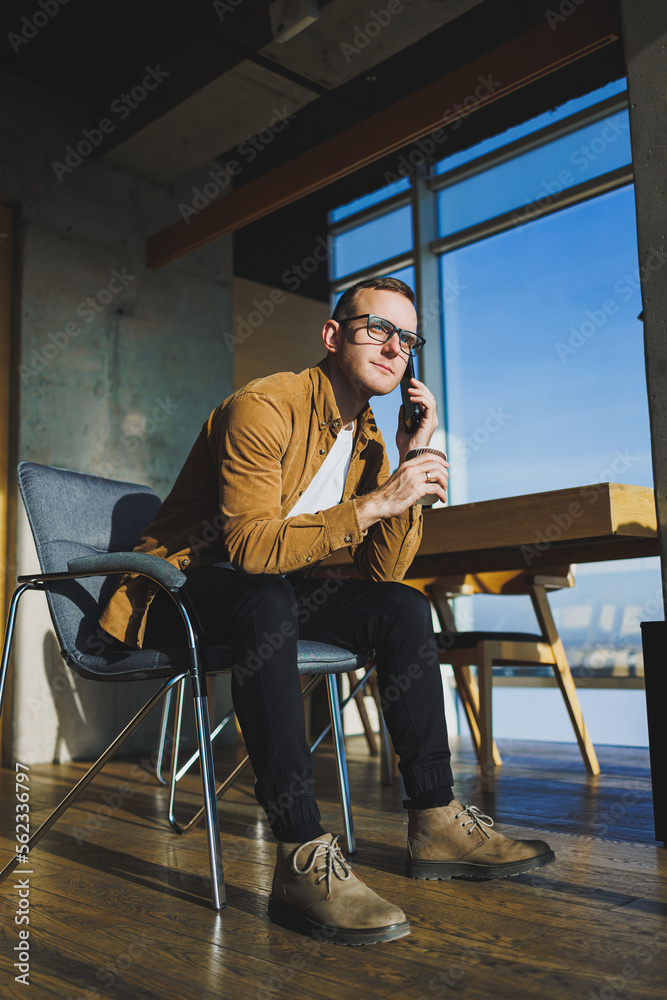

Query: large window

[329,79,660,745]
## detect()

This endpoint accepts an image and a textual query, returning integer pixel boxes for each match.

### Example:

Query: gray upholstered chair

[0,462,370,910]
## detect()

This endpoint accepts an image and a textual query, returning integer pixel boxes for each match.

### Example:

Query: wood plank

[146,0,620,267]
[409,535,660,575]
[320,483,659,577]
[420,484,624,556]
[610,481,660,534]
[0,738,663,1000]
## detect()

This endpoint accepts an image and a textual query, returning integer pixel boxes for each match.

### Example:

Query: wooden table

[324,482,658,576]
[410,481,659,576]
[321,482,661,801]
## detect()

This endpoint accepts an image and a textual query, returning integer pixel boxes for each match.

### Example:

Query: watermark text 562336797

[14,762,32,986]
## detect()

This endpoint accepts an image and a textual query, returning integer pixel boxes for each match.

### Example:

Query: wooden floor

[0,735,665,1000]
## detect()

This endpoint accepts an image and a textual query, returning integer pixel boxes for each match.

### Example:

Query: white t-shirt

[216,423,355,570]
[287,423,355,517]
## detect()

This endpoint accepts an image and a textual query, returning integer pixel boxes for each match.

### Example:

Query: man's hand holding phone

[355,370,448,531]
[396,363,448,506]
[397,366,439,461]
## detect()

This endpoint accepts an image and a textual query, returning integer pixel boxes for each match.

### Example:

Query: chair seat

[295,641,368,673]
[66,639,367,682]
[437,630,544,650]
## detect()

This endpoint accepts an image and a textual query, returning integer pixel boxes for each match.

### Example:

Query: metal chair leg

[166,684,235,830]
[169,678,323,834]
[0,584,31,715]
[190,671,225,910]
[167,676,187,830]
[155,684,176,785]
[309,665,375,751]
[0,673,187,887]
[165,667,368,855]
[326,673,355,854]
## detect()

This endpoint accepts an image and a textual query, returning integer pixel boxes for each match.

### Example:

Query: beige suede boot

[269,834,410,945]
[407,801,555,880]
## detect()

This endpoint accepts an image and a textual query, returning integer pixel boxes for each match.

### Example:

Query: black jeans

[145,567,454,839]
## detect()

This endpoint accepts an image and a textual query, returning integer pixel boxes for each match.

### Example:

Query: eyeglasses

[342,314,426,356]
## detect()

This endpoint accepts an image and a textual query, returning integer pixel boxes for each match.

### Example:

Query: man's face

[332,289,418,398]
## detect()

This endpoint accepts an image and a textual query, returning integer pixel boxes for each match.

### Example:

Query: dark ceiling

[1,0,625,299]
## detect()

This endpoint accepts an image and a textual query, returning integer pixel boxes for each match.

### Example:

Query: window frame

[327,86,653,690]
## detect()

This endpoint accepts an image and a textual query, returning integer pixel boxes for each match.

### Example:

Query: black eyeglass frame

[341,314,426,356]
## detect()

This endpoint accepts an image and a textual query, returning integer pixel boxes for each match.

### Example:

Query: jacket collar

[311,359,379,445]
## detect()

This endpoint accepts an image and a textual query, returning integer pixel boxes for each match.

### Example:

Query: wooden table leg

[346,670,378,755]
[477,647,495,793]
[530,583,600,776]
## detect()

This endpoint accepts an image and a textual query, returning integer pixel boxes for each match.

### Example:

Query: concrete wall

[0,71,234,764]
[620,0,667,614]
[232,276,330,389]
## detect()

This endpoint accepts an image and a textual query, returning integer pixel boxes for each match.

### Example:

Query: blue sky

[329,77,662,706]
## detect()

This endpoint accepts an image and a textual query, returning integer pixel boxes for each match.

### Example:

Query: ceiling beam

[93,0,283,157]
[147,0,620,268]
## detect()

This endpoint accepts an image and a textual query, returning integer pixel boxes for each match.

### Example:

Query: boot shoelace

[455,804,495,839]
[291,836,352,897]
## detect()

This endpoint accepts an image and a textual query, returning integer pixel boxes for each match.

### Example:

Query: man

[101,276,554,946]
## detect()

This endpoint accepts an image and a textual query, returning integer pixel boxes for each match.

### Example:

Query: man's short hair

[331,277,415,324]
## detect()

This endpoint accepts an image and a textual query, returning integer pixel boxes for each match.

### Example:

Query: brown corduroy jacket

[99,359,423,647]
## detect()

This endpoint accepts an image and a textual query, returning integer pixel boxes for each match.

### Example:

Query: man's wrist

[355,492,384,531]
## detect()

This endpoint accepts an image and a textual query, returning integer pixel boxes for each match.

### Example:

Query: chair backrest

[17,461,162,672]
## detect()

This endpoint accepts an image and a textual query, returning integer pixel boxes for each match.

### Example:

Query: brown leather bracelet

[405,447,447,462]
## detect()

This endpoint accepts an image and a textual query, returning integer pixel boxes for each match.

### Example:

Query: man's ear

[322,319,341,355]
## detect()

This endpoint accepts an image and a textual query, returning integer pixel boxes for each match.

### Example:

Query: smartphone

[400,355,421,434]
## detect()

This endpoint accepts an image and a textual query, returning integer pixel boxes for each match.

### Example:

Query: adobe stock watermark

[51,65,170,181]
[416,945,482,998]
[19,267,135,383]
[512,114,628,229]
[611,585,664,646]
[213,0,245,20]
[555,246,667,362]
[245,927,333,999]
[589,779,646,838]
[14,763,31,987]
[93,396,180,479]
[571,581,666,680]
[587,930,666,1000]
[545,0,588,32]
[339,0,412,64]
[224,235,331,351]
[521,453,640,567]
[226,274,466,359]
[231,570,348,685]
[70,742,187,848]
[224,288,287,352]
[451,405,511,463]
[8,0,70,53]
[382,74,502,185]
[63,933,153,1000]
[179,106,296,224]
[70,773,154,847]
[264,767,316,831]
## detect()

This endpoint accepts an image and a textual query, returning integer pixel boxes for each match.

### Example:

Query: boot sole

[406,849,556,881]
[268,895,411,946]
